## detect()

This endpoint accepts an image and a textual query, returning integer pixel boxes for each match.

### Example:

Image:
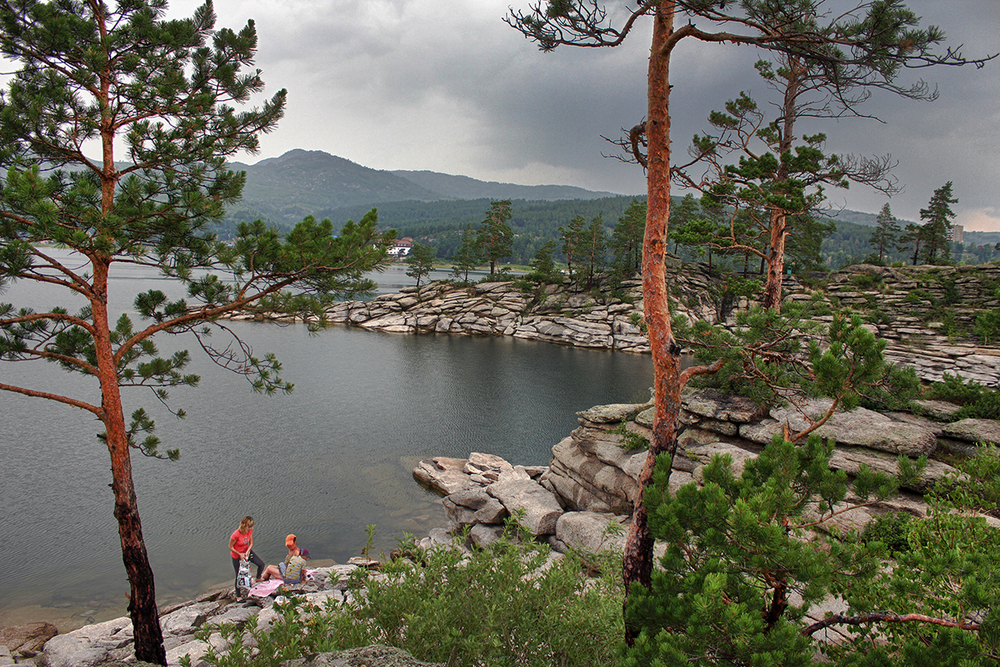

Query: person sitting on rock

[259,533,310,584]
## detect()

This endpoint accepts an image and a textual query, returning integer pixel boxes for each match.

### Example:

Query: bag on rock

[236,557,253,595]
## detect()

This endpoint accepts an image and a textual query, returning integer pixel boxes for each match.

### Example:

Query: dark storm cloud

[170,0,999,230]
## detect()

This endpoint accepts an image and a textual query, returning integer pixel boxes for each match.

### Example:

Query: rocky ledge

[415,388,1000,554]
[8,566,446,667]
[229,261,1000,388]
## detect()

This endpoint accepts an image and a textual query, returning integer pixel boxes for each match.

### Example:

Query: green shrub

[613,421,649,452]
[974,308,1000,345]
[862,511,913,555]
[850,272,885,291]
[926,373,1000,421]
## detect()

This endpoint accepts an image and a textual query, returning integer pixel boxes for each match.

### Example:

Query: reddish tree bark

[91,256,167,665]
[622,2,681,644]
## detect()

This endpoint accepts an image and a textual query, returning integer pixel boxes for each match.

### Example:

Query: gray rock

[412,457,474,495]
[445,487,492,510]
[941,418,1000,446]
[682,388,769,424]
[165,638,209,666]
[469,523,506,548]
[43,616,131,667]
[577,402,650,424]
[487,478,564,536]
[546,435,642,514]
[0,621,58,656]
[474,498,509,525]
[465,452,514,477]
[555,512,629,554]
[912,399,963,421]
[741,400,938,456]
[442,496,478,528]
[159,603,213,635]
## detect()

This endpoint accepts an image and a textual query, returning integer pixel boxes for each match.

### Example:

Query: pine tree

[919,181,958,265]
[0,2,392,662]
[406,243,436,288]
[527,239,559,283]
[450,223,481,283]
[478,200,514,277]
[869,203,902,265]
[507,0,988,645]
[580,214,607,289]
[559,214,587,283]
[609,199,646,283]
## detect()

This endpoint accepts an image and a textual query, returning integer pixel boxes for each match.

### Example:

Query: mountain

[227,150,443,224]
[391,169,623,201]
[224,149,628,230]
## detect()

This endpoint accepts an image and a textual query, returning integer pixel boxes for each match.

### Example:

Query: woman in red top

[229,516,265,594]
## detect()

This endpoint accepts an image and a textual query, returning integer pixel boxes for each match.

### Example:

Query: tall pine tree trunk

[92,258,167,665]
[622,3,683,645]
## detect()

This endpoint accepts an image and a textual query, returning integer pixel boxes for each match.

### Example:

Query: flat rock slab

[682,388,769,424]
[487,478,564,536]
[577,402,651,424]
[412,457,474,495]
[0,622,58,656]
[555,511,629,554]
[942,418,1000,446]
[742,401,938,456]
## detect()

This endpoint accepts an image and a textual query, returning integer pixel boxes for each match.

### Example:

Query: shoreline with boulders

[228,261,1000,388]
[8,387,998,666]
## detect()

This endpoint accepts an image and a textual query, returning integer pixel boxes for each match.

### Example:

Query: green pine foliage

[478,199,515,276]
[677,305,920,416]
[867,203,902,265]
[830,450,1000,666]
[925,373,1000,421]
[918,181,958,265]
[405,242,436,288]
[622,435,895,666]
[609,199,646,284]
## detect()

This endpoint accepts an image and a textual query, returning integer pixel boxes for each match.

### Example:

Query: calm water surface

[0,257,653,629]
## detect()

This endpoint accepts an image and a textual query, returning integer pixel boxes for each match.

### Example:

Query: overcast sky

[167,0,1000,232]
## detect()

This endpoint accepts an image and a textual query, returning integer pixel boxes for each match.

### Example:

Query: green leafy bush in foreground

[191,530,624,667]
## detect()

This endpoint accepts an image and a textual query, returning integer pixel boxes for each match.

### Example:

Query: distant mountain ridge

[390,169,622,201]
[226,149,629,228]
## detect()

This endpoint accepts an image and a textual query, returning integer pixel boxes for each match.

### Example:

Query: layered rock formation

[415,389,1000,550]
[230,261,1000,387]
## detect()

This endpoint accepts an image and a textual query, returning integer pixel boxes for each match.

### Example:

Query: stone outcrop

[786,264,1000,387]
[228,260,1000,387]
[416,389,1000,556]
[0,622,57,662]
[37,567,440,667]
[35,388,1000,667]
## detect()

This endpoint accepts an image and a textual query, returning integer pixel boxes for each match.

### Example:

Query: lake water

[0,257,653,630]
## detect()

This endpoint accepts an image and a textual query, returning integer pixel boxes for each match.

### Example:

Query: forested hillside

[212,150,998,269]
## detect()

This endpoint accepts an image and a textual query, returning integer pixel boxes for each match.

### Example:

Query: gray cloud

[170,0,1000,231]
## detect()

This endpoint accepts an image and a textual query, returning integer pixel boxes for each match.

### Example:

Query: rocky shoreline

[10,388,998,667]
[229,261,1000,388]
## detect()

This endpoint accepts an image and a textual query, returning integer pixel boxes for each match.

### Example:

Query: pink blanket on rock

[248,569,320,597]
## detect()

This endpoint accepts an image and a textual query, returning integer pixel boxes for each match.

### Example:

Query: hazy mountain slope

[391,169,626,201]
[228,149,445,225]
[222,149,627,229]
